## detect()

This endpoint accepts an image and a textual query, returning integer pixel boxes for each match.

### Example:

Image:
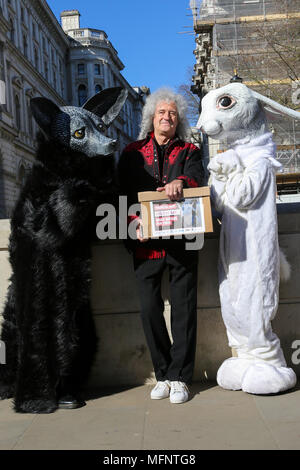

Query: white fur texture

[217,358,297,394]
[198,83,300,144]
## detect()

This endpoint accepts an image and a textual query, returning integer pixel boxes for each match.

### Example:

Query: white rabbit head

[197,83,300,144]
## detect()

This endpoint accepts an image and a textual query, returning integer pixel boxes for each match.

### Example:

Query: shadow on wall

[87,237,229,388]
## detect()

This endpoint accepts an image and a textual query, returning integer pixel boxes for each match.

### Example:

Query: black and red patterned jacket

[118,132,205,259]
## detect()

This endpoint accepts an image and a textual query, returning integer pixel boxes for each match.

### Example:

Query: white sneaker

[151,380,171,400]
[170,381,189,404]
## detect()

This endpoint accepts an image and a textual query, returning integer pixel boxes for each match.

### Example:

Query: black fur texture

[0,87,128,413]
[0,132,116,413]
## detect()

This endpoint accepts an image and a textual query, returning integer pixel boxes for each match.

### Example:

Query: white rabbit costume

[198,83,299,394]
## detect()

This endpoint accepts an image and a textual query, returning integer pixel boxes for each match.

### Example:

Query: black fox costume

[0,87,127,413]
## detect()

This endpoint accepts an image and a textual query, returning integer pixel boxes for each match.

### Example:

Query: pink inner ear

[263,107,285,122]
[252,90,300,120]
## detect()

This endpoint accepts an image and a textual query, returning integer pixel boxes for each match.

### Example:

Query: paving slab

[254,385,300,450]
[0,383,299,450]
[13,386,148,450]
[0,399,36,450]
[142,384,278,450]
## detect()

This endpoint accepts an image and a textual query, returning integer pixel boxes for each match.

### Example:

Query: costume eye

[217,95,236,109]
[73,128,85,139]
[97,122,106,132]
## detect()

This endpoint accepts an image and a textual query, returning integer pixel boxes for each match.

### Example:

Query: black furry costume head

[35,131,115,190]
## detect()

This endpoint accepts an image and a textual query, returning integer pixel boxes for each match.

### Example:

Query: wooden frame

[138,186,213,238]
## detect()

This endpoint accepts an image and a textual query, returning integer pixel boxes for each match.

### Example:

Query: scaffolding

[191,0,300,182]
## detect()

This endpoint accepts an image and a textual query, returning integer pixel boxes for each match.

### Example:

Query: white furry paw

[242,363,297,395]
[217,357,253,391]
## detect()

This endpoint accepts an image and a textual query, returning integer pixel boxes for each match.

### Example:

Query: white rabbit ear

[252,90,300,120]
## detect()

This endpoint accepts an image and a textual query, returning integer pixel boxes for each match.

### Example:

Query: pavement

[1,381,300,450]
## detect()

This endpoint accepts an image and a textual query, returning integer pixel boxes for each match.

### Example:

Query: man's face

[153,101,178,138]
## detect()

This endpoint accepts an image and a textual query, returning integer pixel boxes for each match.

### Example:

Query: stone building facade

[191,0,300,99]
[0,0,69,217]
[190,0,300,160]
[0,3,148,218]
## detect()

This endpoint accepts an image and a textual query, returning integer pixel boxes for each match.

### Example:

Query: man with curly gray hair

[118,88,204,404]
[138,87,190,142]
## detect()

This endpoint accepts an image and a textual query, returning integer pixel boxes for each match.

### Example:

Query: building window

[9,18,15,43]
[15,94,21,130]
[78,85,87,106]
[77,63,85,75]
[53,68,56,89]
[34,47,39,70]
[18,163,26,186]
[95,84,102,94]
[50,48,56,63]
[111,73,118,88]
[0,43,3,78]
[94,63,101,75]
[44,61,48,80]
[23,34,28,58]
[27,101,33,136]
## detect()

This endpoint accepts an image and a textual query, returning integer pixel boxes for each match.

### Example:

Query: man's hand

[156,179,184,201]
[136,218,149,242]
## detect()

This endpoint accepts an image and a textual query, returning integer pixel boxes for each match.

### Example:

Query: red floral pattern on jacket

[118,133,205,259]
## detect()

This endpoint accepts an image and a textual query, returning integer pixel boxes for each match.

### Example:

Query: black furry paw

[14,399,58,414]
[0,384,14,400]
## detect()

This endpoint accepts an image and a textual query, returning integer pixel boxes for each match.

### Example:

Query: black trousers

[134,247,198,384]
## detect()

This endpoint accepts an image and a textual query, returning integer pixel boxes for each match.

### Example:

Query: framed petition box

[138,186,213,239]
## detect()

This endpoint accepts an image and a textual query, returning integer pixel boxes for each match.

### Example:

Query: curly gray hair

[138,87,191,141]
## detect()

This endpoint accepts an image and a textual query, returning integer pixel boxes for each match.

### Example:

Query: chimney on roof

[60,10,81,32]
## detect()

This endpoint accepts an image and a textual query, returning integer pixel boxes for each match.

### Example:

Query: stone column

[87,60,94,98]
[5,60,12,115]
[70,61,77,105]
[103,61,110,88]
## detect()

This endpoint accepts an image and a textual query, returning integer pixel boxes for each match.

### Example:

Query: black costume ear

[30,98,61,136]
[82,87,128,126]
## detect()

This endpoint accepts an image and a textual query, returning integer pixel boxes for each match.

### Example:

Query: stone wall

[1,207,300,388]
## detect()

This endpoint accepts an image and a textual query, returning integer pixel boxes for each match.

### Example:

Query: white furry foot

[242,363,297,395]
[217,357,253,391]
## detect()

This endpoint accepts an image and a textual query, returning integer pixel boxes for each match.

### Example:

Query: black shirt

[154,139,168,182]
